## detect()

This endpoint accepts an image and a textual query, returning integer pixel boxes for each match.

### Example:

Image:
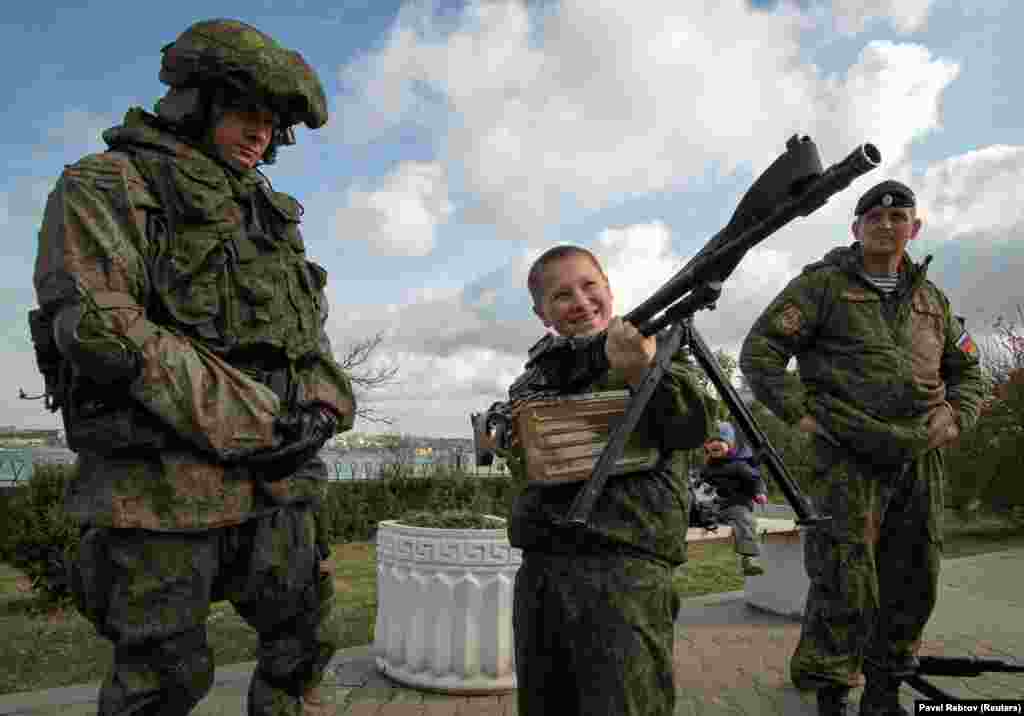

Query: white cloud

[829,0,933,34]
[809,41,959,168]
[907,144,1024,326]
[593,221,679,316]
[916,145,1024,237]
[335,160,454,256]
[333,2,959,242]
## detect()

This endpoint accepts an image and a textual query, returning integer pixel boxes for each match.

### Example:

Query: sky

[1,0,1021,438]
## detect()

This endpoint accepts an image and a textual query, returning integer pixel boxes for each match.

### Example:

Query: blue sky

[1,1,1021,437]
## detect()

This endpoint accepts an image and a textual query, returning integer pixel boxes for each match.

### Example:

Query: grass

[1,516,1021,695]
[0,543,379,695]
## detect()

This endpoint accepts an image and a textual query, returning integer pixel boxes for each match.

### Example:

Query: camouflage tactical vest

[107,111,326,395]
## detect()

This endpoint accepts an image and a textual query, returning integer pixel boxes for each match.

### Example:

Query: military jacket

[33,108,355,531]
[739,243,985,466]
[504,350,710,565]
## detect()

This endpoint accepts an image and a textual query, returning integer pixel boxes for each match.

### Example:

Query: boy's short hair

[527,245,607,306]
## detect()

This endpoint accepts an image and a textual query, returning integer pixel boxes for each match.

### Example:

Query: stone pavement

[1,548,1021,715]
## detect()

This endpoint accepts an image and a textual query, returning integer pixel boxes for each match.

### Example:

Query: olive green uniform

[31,22,353,713]
[739,243,985,688]
[505,351,710,716]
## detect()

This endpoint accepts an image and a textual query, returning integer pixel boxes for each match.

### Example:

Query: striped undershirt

[864,272,900,295]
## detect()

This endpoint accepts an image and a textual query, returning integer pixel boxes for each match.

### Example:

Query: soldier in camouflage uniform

[739,181,986,715]
[503,245,710,716]
[30,19,354,716]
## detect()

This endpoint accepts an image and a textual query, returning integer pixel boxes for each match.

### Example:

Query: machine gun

[471,135,881,527]
[903,655,1024,702]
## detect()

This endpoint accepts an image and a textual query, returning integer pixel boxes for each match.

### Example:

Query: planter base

[376,657,516,695]
[374,518,522,694]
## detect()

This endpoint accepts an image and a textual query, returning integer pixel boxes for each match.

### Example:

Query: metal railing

[0,449,508,486]
[325,459,508,480]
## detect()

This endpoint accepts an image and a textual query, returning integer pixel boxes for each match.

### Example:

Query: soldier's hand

[927,401,959,450]
[225,402,340,481]
[605,317,656,389]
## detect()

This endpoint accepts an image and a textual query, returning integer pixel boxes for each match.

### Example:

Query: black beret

[854,180,916,216]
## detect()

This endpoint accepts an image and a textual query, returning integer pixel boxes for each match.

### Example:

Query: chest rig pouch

[511,390,661,486]
[134,151,328,404]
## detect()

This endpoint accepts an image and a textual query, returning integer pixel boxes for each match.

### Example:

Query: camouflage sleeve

[637,349,711,451]
[739,271,827,425]
[939,296,986,434]
[293,261,356,433]
[34,154,280,455]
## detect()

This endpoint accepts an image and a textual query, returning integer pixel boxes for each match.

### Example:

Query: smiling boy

[507,245,711,716]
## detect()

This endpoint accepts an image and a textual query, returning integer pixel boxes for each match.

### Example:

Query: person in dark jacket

[700,421,768,576]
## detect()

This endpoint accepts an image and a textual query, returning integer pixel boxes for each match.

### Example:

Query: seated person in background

[701,421,768,576]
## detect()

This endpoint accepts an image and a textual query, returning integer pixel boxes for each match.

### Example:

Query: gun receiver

[471,135,881,528]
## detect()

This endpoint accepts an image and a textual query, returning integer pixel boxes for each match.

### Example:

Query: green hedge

[319,469,519,543]
[4,463,80,607]
[2,463,518,604]
[7,406,1021,607]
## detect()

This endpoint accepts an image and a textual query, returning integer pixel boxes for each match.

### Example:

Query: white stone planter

[373,516,522,693]
[744,527,809,619]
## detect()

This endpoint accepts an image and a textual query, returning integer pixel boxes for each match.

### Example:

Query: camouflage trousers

[513,550,681,716]
[718,503,761,556]
[68,503,342,716]
[791,439,944,689]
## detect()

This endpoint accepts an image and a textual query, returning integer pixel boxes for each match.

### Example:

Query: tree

[690,347,740,422]
[335,331,400,426]
[946,307,1024,521]
[988,304,1024,382]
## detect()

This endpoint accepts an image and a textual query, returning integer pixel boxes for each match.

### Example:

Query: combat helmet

[154,19,327,160]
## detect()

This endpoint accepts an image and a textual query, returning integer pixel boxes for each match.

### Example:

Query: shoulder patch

[776,303,804,336]
[955,329,978,357]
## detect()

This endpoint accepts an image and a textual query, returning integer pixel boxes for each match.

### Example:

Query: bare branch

[334,330,402,425]
[336,331,400,390]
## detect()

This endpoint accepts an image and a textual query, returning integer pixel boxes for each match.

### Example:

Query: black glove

[237,402,339,482]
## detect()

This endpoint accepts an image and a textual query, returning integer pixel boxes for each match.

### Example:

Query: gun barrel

[625,142,880,332]
[917,655,1024,676]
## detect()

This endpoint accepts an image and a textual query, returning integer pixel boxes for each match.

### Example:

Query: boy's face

[532,253,613,337]
[704,439,730,460]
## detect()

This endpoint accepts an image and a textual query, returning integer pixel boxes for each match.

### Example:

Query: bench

[687,517,809,620]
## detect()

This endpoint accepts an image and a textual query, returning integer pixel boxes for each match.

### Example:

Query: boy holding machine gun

[504,245,710,716]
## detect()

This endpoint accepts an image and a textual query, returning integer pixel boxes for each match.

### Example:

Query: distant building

[0,429,62,448]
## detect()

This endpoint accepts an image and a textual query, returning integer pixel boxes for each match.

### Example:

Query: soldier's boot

[302,686,337,716]
[858,673,908,715]
[817,684,853,716]
[740,555,765,576]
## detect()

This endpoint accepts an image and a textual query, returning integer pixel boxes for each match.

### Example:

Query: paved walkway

[1,547,1021,715]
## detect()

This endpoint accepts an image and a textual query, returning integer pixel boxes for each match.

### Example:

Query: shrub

[396,509,505,529]
[6,462,79,608]
[318,470,517,543]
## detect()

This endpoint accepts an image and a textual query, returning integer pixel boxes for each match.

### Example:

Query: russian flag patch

[956,329,978,357]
